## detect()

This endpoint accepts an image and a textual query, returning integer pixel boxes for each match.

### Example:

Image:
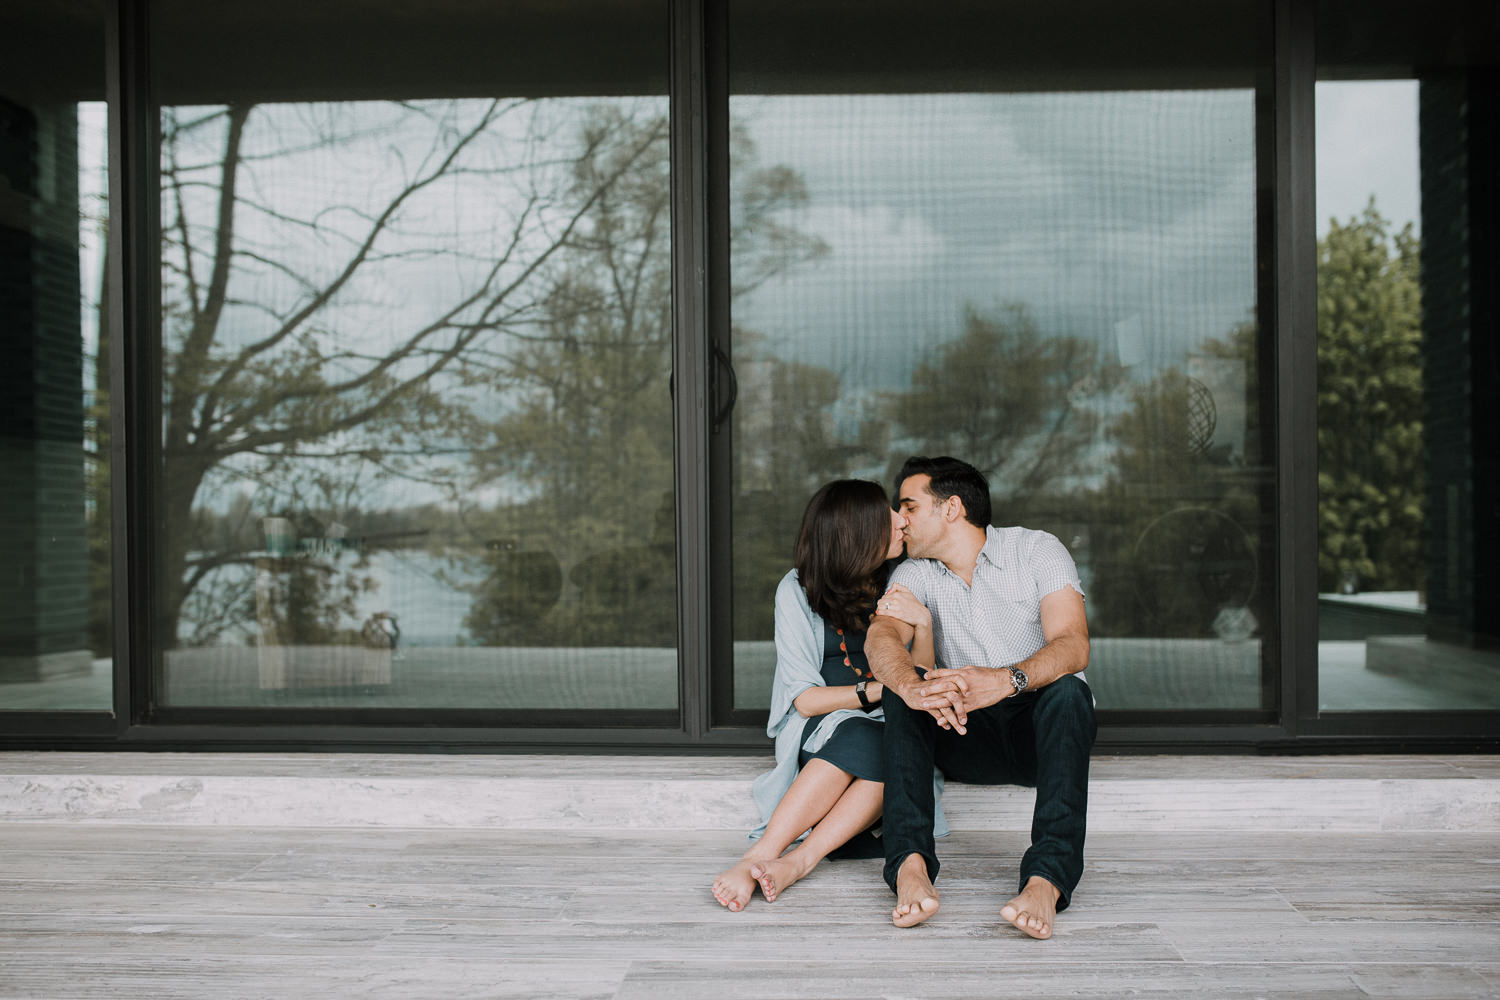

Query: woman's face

[885,506,909,561]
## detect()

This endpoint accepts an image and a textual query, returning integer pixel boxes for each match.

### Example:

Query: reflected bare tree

[154,98,692,645]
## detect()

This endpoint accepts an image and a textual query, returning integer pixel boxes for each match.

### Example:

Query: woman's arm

[767,571,827,737]
[910,624,935,670]
[792,681,882,716]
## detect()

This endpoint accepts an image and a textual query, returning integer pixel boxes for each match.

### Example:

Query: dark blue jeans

[881,673,1096,910]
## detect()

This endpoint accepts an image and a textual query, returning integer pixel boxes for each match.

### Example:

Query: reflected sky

[732,85,1422,395]
[731,91,1259,392]
[1316,80,1420,236]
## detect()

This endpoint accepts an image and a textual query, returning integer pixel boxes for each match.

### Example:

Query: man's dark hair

[895,456,992,528]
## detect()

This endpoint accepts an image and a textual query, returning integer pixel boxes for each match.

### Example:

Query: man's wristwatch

[1006,667,1029,694]
[855,680,875,711]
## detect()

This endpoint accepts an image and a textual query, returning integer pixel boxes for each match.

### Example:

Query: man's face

[895,473,948,558]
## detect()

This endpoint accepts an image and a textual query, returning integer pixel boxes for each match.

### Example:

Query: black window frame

[0,0,1495,753]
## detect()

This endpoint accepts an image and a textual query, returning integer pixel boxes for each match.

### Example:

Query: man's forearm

[865,619,924,695]
[1013,633,1089,690]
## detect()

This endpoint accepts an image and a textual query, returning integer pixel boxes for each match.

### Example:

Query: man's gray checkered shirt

[890,524,1085,674]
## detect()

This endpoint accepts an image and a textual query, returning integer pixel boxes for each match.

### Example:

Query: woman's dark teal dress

[797,621,885,782]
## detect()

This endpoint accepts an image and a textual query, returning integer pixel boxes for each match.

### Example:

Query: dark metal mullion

[1272,0,1319,735]
[669,0,714,739]
[703,0,736,729]
[107,0,161,728]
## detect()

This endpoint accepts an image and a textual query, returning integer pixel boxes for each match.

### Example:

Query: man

[866,456,1094,938]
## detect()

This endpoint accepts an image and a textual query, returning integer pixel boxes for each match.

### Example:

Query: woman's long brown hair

[794,479,894,633]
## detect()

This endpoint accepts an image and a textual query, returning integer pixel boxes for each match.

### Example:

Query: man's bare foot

[891,853,940,928]
[711,860,758,912]
[1000,876,1061,939]
[749,851,813,903]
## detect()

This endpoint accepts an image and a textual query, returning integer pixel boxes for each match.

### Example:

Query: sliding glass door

[723,0,1279,722]
[150,0,679,721]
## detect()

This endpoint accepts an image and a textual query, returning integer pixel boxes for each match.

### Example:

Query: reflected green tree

[463,107,675,645]
[1316,201,1424,593]
[730,334,863,640]
[1087,361,1263,638]
[461,111,827,646]
[887,304,1101,502]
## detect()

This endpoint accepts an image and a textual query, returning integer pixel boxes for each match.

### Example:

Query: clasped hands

[900,666,1012,735]
[873,585,1012,735]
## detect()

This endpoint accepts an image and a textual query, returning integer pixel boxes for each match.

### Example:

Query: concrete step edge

[1,771,1495,832]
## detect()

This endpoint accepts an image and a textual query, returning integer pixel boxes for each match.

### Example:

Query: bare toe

[751,856,811,903]
[892,895,940,928]
[892,856,940,928]
[1001,878,1060,939]
[712,862,756,912]
[1000,902,1049,937]
[749,861,779,901]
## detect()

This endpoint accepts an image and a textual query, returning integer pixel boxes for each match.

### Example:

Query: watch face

[1011,668,1028,692]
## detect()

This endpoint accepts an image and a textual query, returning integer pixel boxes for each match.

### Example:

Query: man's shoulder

[988,523,1065,555]
[990,524,1062,563]
[988,522,1056,539]
[985,525,1078,582]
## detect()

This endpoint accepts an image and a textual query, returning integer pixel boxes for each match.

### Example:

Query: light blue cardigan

[750,569,948,839]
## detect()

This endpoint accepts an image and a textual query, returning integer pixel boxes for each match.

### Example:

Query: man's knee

[1035,674,1095,725]
[883,685,921,720]
[883,692,930,739]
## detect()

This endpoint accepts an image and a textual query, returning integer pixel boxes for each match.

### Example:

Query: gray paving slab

[0,826,1496,999]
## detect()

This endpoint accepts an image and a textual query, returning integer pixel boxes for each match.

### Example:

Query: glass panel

[728,0,1273,715]
[153,2,676,715]
[1315,2,1500,711]
[0,1,112,710]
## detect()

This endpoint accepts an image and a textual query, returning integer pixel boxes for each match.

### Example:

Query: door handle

[711,345,738,433]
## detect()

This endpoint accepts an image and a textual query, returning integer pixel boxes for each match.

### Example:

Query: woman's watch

[855,680,875,710]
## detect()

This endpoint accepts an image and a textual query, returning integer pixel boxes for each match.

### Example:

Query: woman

[712,479,943,911]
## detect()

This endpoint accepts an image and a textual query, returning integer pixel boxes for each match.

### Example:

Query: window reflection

[156,97,681,712]
[728,90,1270,713]
[1315,75,1500,711]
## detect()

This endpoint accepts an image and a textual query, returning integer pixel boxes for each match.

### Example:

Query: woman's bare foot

[891,853,940,928]
[711,860,758,912]
[749,851,814,902]
[1000,876,1061,939]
